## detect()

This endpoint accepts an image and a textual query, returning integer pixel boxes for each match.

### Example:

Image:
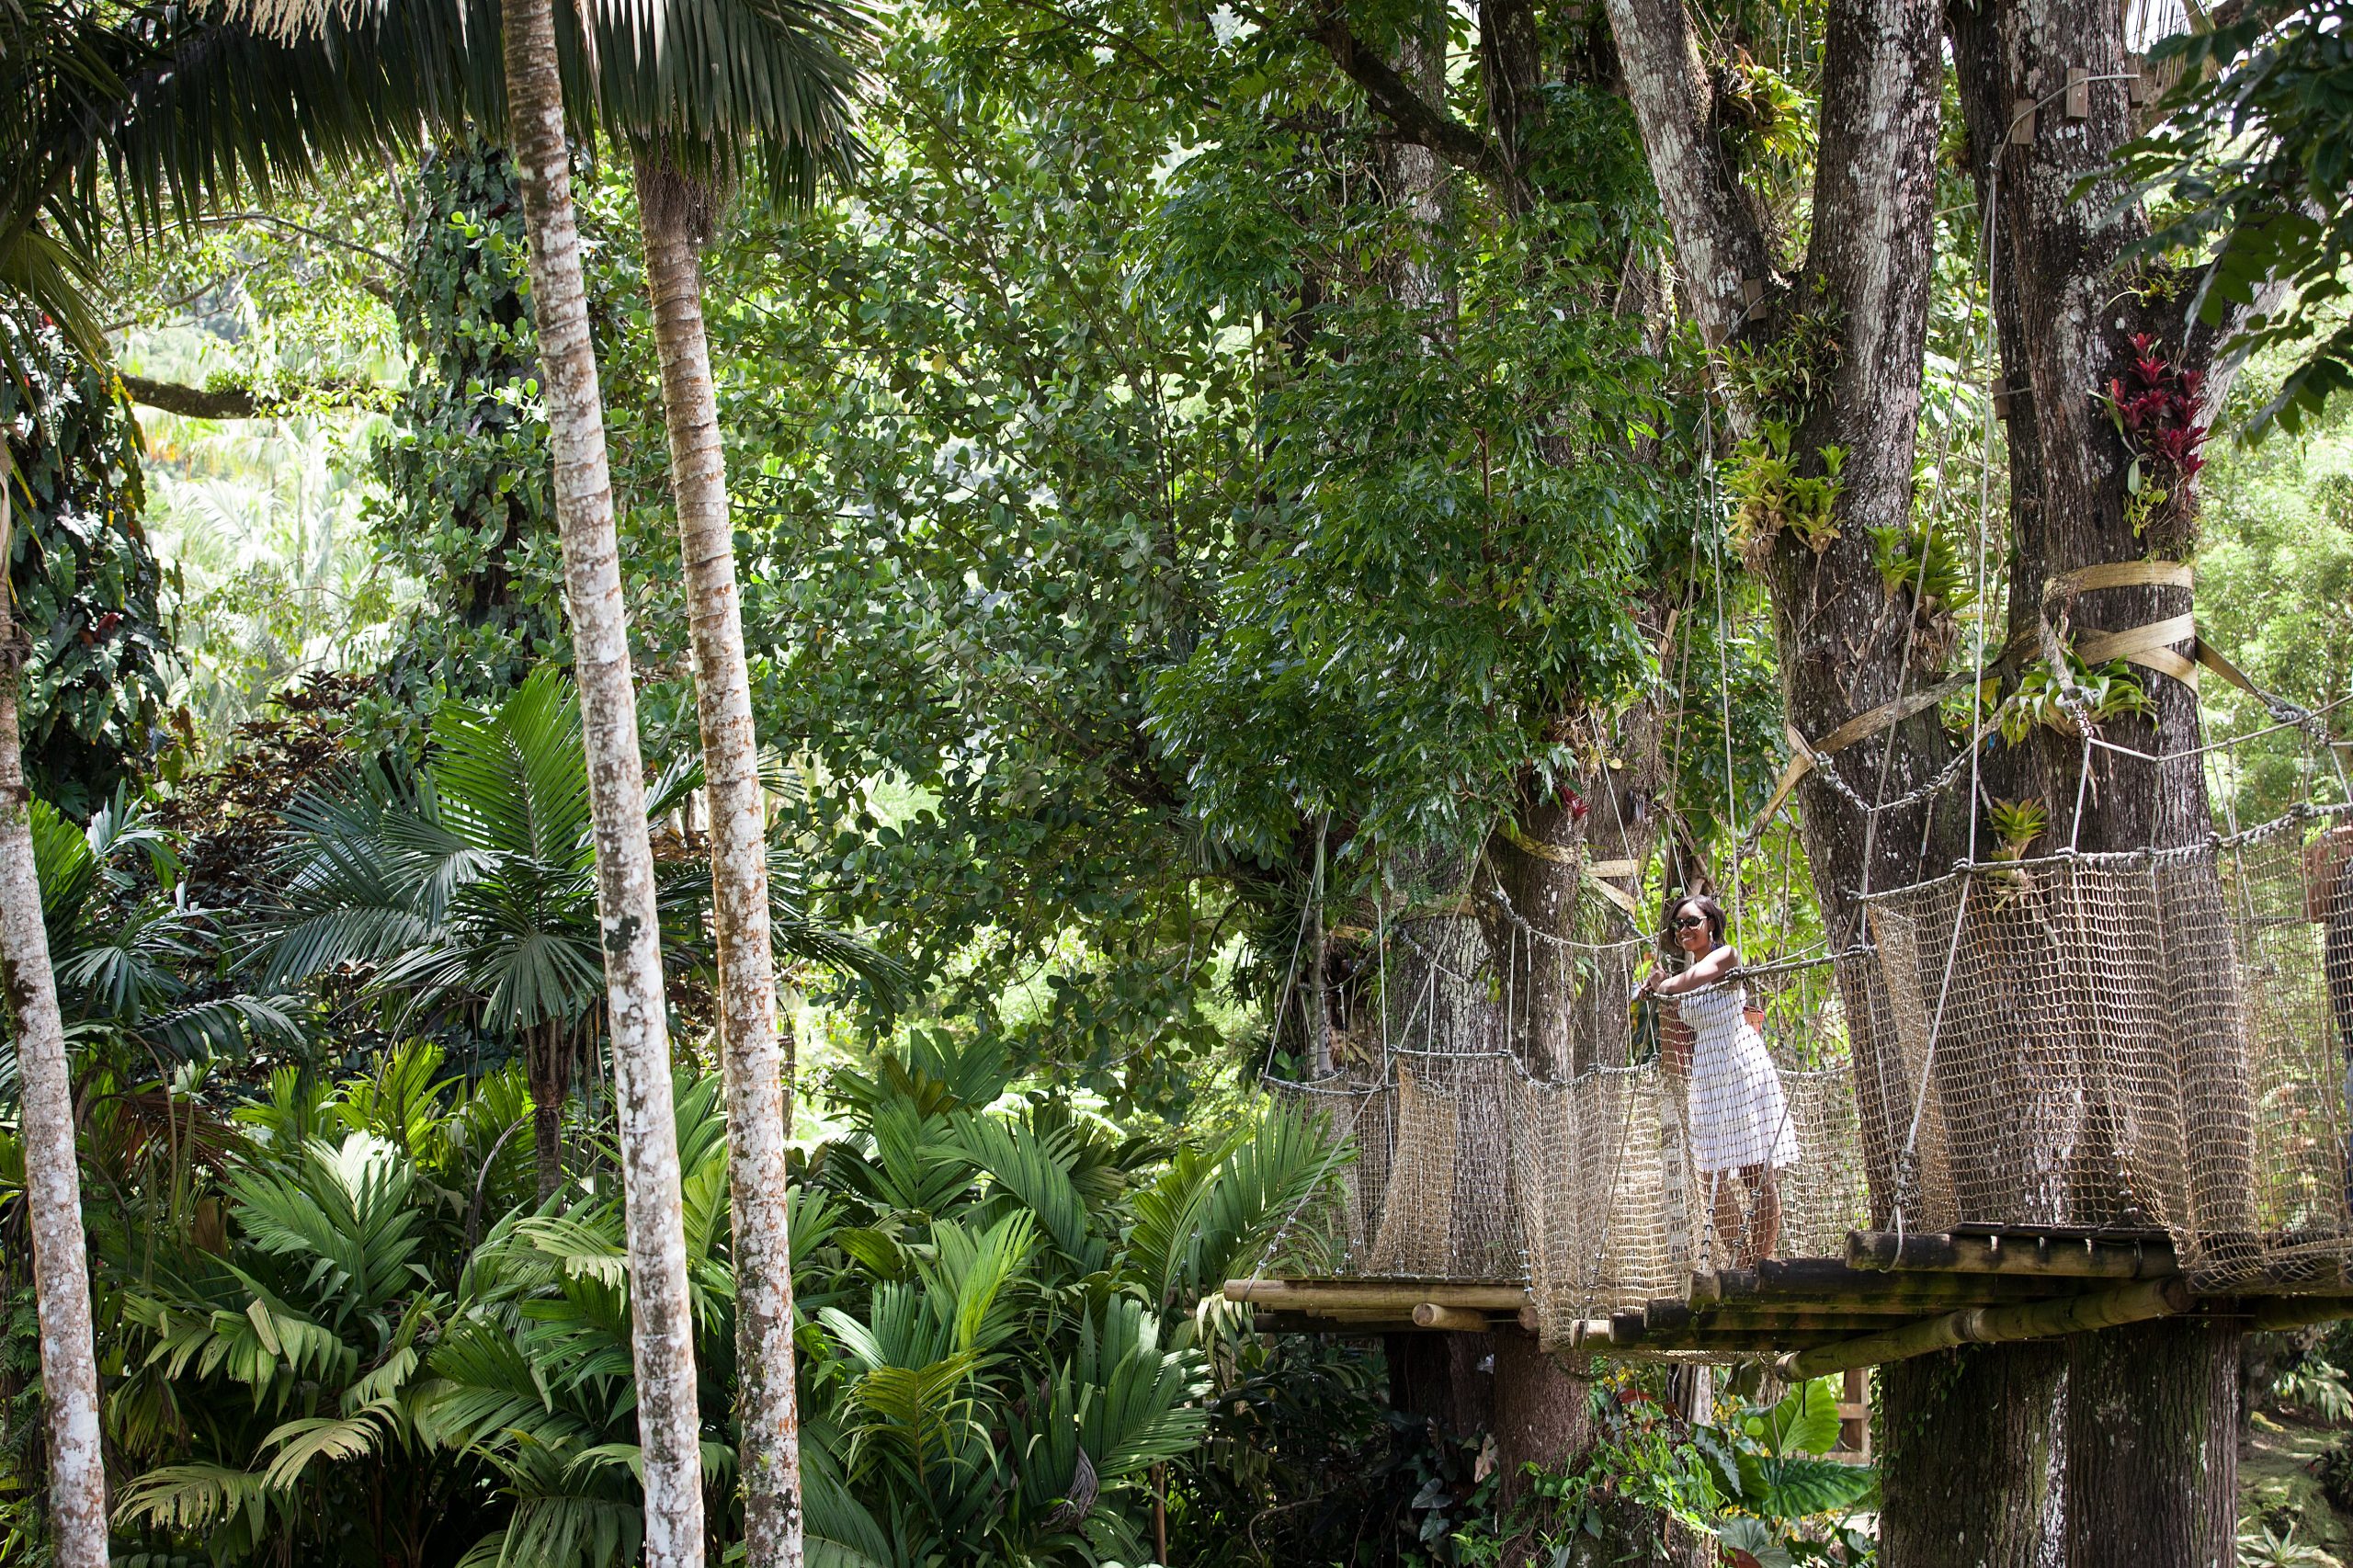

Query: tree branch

[119,374,371,419]
[1290,6,1519,199]
[195,210,400,269]
[1599,0,1772,344]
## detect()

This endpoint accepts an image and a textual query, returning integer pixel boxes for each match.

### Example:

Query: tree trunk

[1948,4,2246,1556]
[2062,1321,2237,1568]
[0,449,107,1568]
[528,1018,571,1201]
[1600,2,2078,1561]
[1876,1343,2065,1568]
[1477,704,1666,1078]
[636,146,805,1568]
[498,10,705,1565]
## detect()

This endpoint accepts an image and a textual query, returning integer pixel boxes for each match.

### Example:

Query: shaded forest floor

[2244,1410,2353,1563]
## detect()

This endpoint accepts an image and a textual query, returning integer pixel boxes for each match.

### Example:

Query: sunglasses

[1674,915,1708,930]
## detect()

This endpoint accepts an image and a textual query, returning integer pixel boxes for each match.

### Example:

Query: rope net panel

[1267,804,2353,1348]
[1848,808,2353,1290]
[1269,904,1872,1346]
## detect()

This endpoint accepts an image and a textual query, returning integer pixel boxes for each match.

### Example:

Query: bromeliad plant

[2099,332,2210,535]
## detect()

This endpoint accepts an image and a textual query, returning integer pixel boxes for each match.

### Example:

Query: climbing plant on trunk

[0,392,108,1568]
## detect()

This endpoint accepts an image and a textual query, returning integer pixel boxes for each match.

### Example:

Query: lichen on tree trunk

[635,145,807,1568]
[497,8,705,1563]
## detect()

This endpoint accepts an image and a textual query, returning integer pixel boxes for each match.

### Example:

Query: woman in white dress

[1635,894,1798,1265]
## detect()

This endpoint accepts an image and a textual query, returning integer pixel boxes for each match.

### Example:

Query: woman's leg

[1745,1165,1782,1261]
[1710,1169,1750,1267]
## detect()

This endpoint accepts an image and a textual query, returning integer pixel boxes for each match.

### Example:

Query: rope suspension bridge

[1234,790,2353,1375]
[1218,97,2353,1365]
[1231,747,2353,1377]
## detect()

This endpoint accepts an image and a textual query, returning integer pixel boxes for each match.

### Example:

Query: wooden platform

[1224,1227,2353,1377]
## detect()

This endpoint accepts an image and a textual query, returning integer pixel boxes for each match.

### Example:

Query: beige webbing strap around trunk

[2050,558,2203,687]
[2078,611,2202,688]
[1747,559,2256,838]
[2043,558,2195,600]
[1495,820,1644,915]
[2047,561,2277,703]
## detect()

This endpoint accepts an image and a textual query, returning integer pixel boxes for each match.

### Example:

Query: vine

[359,139,563,753]
[2,306,183,815]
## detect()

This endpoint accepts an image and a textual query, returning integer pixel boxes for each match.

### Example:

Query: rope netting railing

[1267,900,1873,1347]
[1268,804,2353,1351]
[1847,803,2353,1291]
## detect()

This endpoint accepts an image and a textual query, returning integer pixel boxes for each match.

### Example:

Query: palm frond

[948,1114,1105,1273]
[111,1460,278,1540]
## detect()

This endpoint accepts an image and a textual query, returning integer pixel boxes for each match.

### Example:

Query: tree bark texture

[2062,1321,2238,1568]
[499,9,706,1564]
[1948,3,2244,1556]
[1596,0,1774,346]
[636,147,805,1568]
[0,450,107,1568]
[1877,1343,2066,1568]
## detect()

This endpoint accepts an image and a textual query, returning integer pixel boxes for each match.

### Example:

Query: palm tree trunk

[0,448,107,1568]
[635,147,804,1568]
[497,9,705,1564]
[529,1017,567,1201]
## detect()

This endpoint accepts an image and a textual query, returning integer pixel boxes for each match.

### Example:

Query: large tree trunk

[0,451,106,1568]
[2063,1320,2238,1567]
[1601,1,2076,1560]
[1876,1344,2065,1568]
[636,147,805,1568]
[1949,5,2245,1559]
[498,11,706,1565]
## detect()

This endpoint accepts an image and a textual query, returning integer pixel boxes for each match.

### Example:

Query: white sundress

[1678,980,1801,1175]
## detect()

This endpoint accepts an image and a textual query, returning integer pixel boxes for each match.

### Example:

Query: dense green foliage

[710,2,1685,1113]
[3,310,181,816]
[2128,0,2353,437]
[51,1023,1344,1564]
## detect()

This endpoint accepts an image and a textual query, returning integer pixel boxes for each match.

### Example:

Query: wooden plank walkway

[1224,1226,2353,1375]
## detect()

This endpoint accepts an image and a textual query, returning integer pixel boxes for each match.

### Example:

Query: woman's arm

[1643,946,1740,997]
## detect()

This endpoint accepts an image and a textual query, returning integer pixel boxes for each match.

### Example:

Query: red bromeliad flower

[2102,333,2209,504]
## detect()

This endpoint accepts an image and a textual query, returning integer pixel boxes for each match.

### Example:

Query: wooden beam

[1646,1301,1908,1333]
[1711,1262,2089,1310]
[1777,1278,2193,1381]
[1603,1326,1870,1352]
[1847,1229,2174,1280]
[1222,1279,1529,1312]
[2239,1295,2353,1333]
[1413,1303,1492,1332]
